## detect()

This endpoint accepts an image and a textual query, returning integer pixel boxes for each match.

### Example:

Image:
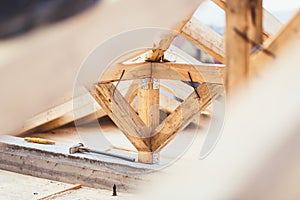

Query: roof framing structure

[18,0,300,164]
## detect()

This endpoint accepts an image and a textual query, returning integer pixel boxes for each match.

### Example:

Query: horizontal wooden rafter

[100,62,225,84]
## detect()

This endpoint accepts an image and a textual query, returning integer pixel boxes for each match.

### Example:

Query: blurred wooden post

[248,0,263,75]
[213,0,281,39]
[225,0,263,96]
[247,0,263,46]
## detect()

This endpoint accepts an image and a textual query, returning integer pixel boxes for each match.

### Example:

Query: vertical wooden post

[226,0,249,96]
[247,0,263,47]
[248,0,263,77]
[225,0,263,96]
[138,78,160,163]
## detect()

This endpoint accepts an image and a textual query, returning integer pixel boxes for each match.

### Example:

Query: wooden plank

[262,8,283,37]
[18,93,93,134]
[225,0,250,95]
[100,62,225,84]
[250,10,300,76]
[93,83,151,152]
[151,83,224,152]
[0,136,150,192]
[212,0,282,38]
[19,81,142,133]
[37,184,82,200]
[181,16,225,63]
[36,105,106,132]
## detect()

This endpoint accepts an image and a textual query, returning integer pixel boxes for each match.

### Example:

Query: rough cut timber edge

[0,136,155,192]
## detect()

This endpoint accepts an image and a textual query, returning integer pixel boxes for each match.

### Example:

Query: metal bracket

[140,78,159,89]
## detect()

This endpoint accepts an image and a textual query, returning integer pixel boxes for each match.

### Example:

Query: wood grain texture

[93,83,151,152]
[100,62,225,84]
[247,0,263,47]
[151,83,224,152]
[225,0,250,95]
[18,81,140,134]
[182,16,225,63]
[138,81,160,131]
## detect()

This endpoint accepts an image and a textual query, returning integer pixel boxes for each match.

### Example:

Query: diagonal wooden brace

[92,83,152,152]
[151,83,224,152]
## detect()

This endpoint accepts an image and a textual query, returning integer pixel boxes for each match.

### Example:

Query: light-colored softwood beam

[157,62,225,84]
[181,16,225,63]
[225,0,251,95]
[93,83,151,152]
[36,106,106,132]
[138,79,160,131]
[138,78,160,163]
[151,83,224,152]
[18,93,94,134]
[212,0,282,38]
[250,10,300,76]
[262,8,283,37]
[100,62,225,84]
[19,81,140,133]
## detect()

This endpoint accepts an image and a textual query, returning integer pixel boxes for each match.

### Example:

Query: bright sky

[263,0,300,12]
[195,0,300,28]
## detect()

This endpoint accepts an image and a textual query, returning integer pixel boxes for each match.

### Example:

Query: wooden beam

[100,62,225,84]
[0,136,149,192]
[250,10,300,76]
[151,83,224,152]
[137,78,160,163]
[212,0,282,38]
[247,0,263,47]
[225,0,251,95]
[156,62,225,84]
[18,80,141,133]
[93,83,151,152]
[36,105,106,132]
[138,79,160,131]
[181,16,225,63]
[247,0,263,76]
[18,93,92,134]
[262,8,282,37]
